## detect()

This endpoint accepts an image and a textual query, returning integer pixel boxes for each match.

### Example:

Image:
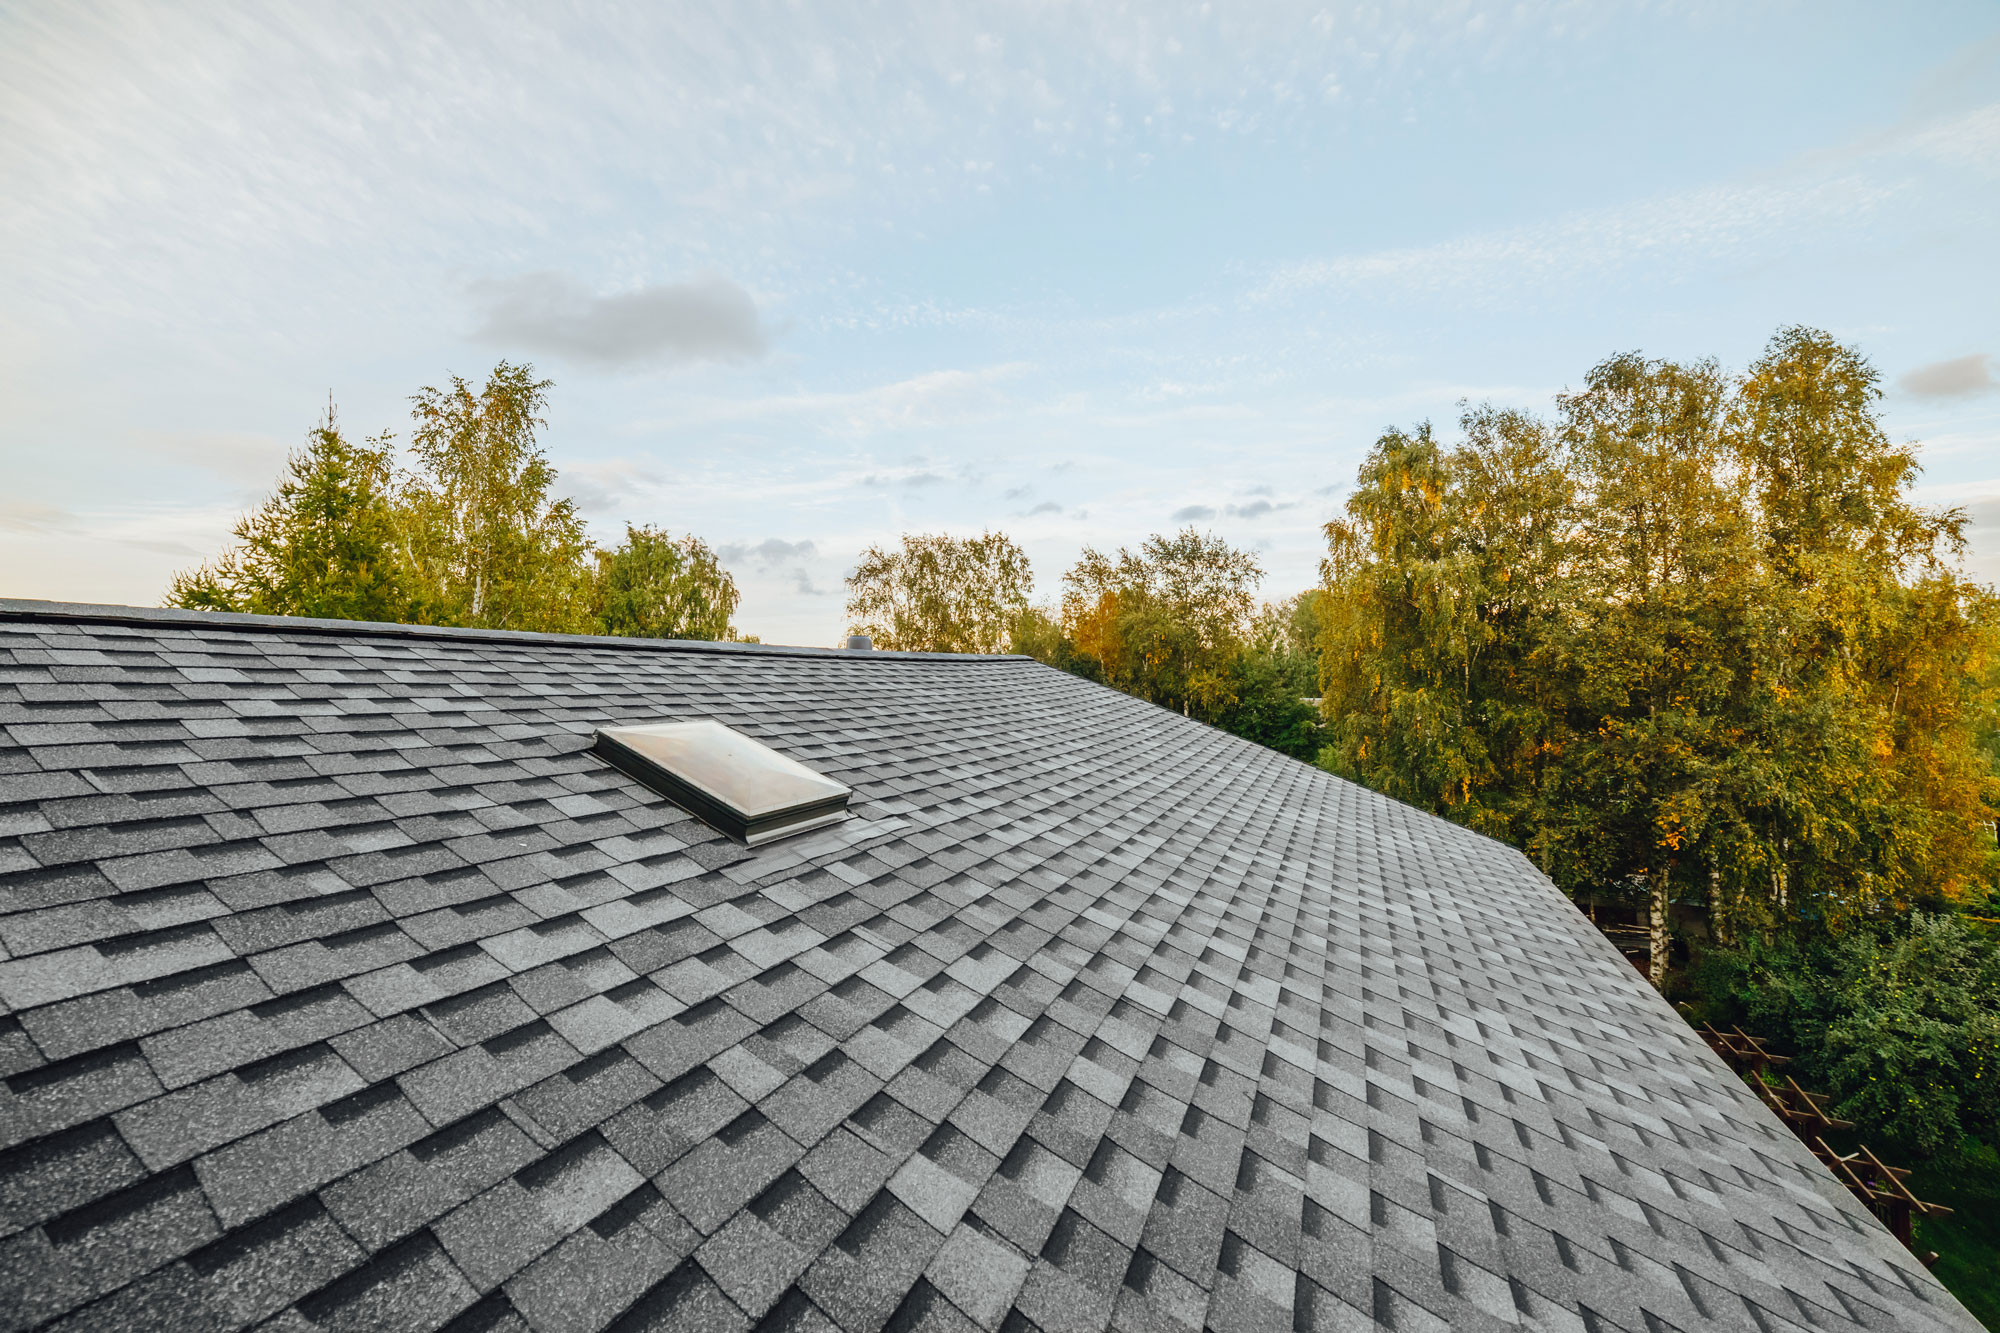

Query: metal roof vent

[594,720,851,846]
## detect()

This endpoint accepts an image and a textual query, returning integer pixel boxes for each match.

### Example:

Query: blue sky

[3,2,1996,647]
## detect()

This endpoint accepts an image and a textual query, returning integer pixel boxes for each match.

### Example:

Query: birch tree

[1317,328,1998,991]
[845,531,1033,653]
[1546,352,1760,987]
[1061,528,1262,719]
[595,525,740,641]
[400,362,595,633]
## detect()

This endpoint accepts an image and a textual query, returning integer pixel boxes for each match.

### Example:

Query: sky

[2,1,1997,648]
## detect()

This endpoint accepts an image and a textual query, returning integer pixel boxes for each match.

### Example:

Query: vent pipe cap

[845,634,873,651]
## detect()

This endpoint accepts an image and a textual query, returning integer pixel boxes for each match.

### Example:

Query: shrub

[1687,914,2000,1158]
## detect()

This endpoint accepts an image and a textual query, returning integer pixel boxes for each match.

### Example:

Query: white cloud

[0,1,1618,324]
[145,431,288,491]
[1253,100,2000,312]
[0,501,246,607]
[559,458,669,522]
[1897,102,2000,174]
[1954,493,2000,588]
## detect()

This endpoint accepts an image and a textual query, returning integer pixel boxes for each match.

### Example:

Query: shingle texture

[0,600,1981,1333]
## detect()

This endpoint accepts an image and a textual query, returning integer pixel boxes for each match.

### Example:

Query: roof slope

[0,601,1979,1333]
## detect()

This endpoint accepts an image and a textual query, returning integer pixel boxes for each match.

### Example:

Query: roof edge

[0,598,1028,663]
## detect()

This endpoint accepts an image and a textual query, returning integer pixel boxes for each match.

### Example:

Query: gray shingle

[0,924,235,1010]
[0,1119,148,1237]
[185,1195,365,1327]
[293,1232,478,1333]
[399,1022,582,1127]
[503,1188,693,1333]
[329,1010,455,1083]
[0,1163,221,1326]
[23,957,273,1065]
[193,1083,433,1228]
[321,1108,540,1254]
[0,600,1979,1333]
[1,1043,164,1150]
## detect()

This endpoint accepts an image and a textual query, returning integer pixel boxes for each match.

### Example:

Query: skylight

[593,719,851,845]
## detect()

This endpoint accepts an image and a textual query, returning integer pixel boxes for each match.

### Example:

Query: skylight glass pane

[594,720,850,845]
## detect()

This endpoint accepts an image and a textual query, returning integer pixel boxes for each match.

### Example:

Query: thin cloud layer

[2,6,1995,644]
[470,273,767,369]
[717,537,832,601]
[718,537,818,565]
[1255,175,1900,308]
[1960,495,2000,586]
[1170,499,1291,522]
[0,500,76,535]
[1899,353,1995,399]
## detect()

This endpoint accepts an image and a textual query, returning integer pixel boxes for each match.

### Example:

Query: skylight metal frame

[593,719,851,845]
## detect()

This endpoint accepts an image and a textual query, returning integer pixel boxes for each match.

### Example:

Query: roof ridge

[0,598,1028,663]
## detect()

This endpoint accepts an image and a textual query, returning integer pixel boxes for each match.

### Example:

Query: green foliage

[167,407,413,623]
[170,366,746,643]
[594,525,739,641]
[1062,528,1262,720]
[845,531,1033,653]
[1018,538,1322,759]
[1320,327,2000,989]
[1318,410,1571,843]
[1006,604,1098,675]
[1687,914,2000,1159]
[1909,1137,2000,1330]
[1213,595,1326,760]
[399,362,595,633]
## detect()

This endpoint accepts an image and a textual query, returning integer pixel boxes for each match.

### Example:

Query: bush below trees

[1683,913,2000,1160]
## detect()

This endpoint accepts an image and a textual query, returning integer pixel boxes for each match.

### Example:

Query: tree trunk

[1647,872,1669,990]
[1710,867,1730,947]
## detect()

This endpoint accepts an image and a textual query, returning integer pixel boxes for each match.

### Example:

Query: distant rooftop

[0,599,1979,1333]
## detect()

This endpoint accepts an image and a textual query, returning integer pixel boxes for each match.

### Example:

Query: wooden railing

[1694,1022,1951,1266]
[1810,1138,1954,1258]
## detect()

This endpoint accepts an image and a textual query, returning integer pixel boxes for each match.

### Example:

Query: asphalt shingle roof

[0,599,1981,1333]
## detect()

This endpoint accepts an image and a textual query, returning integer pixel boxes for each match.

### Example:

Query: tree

[1728,328,1998,923]
[167,404,413,623]
[1316,328,1998,991]
[1006,604,1092,673]
[399,362,595,633]
[595,525,740,640]
[1544,351,1761,986]
[1212,595,1326,759]
[845,531,1033,652]
[1318,409,1571,843]
[1061,528,1262,719]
